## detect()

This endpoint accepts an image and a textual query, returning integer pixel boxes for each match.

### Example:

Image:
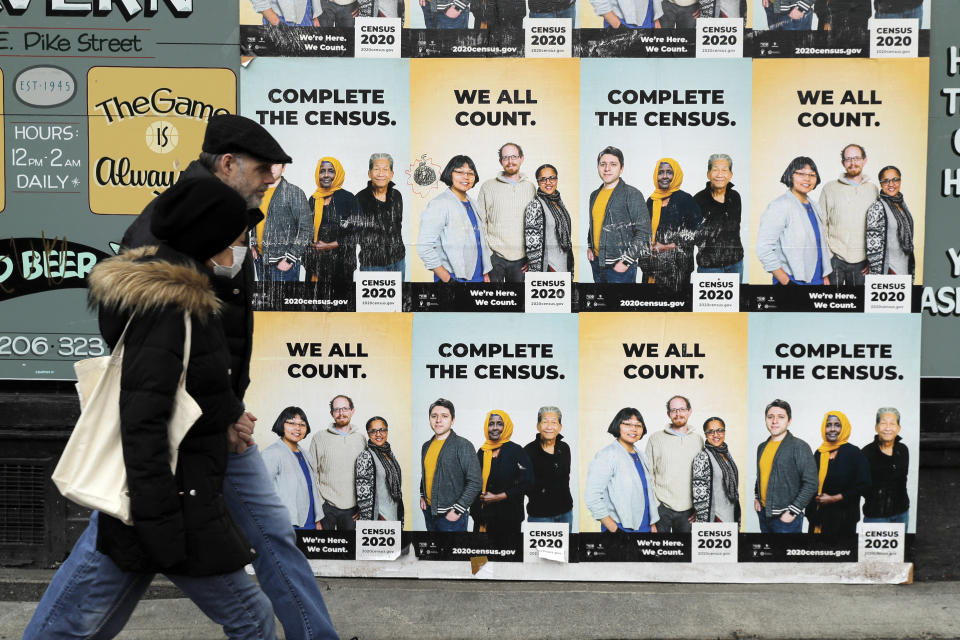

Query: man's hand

[444,510,462,522]
[788,6,804,19]
[780,511,797,523]
[444,5,461,17]
[613,260,629,273]
[276,259,294,272]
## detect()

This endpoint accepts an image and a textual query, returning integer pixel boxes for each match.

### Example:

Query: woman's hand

[602,11,621,28]
[483,273,491,283]
[779,511,797,524]
[815,493,843,505]
[771,268,791,285]
[420,497,427,511]
[313,17,321,26]
[587,248,595,262]
[433,266,452,282]
[650,523,658,533]
[444,510,462,522]
[313,240,337,252]
[480,491,507,504]
[651,241,676,254]
[653,19,661,28]
[315,521,323,530]
[600,516,618,532]
[823,275,831,285]
[262,8,282,24]
[754,498,762,512]
[613,260,629,273]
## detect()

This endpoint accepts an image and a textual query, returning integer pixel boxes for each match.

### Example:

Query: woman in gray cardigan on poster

[756,156,832,285]
[261,406,325,530]
[584,408,660,532]
[416,155,492,283]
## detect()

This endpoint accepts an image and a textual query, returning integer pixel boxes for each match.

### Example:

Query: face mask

[211,245,246,279]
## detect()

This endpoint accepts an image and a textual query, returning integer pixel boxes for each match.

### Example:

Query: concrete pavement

[2,575,959,639]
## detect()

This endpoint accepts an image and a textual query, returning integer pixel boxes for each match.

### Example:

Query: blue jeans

[698,259,744,283]
[529,3,576,26]
[864,510,909,525]
[266,261,301,282]
[24,511,276,640]
[360,257,405,278]
[528,510,573,527]
[26,445,339,640]
[589,259,637,284]
[764,4,813,29]
[437,6,469,27]
[423,509,469,532]
[757,511,804,533]
[420,2,439,27]
[875,7,921,21]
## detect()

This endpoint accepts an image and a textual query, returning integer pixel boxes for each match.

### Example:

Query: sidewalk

[3,572,959,639]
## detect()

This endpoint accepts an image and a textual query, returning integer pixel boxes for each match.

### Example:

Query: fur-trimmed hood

[88,246,220,317]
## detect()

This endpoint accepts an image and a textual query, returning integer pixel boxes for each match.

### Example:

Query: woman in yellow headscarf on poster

[470,410,533,536]
[304,157,360,289]
[645,158,702,292]
[805,411,871,536]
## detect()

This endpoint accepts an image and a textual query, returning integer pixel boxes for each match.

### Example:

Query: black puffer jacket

[122,160,255,400]
[89,245,253,576]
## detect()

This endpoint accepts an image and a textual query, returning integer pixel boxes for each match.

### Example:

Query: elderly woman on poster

[692,417,741,524]
[865,165,916,279]
[756,156,832,285]
[524,406,574,526]
[806,411,871,536]
[416,155,492,283]
[305,156,359,289]
[470,410,534,535]
[862,408,911,525]
[694,153,744,281]
[585,408,660,533]
[261,407,325,530]
[524,164,574,273]
[355,417,404,523]
[355,153,407,277]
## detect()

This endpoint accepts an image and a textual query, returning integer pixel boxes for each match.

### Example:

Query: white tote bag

[52,311,202,525]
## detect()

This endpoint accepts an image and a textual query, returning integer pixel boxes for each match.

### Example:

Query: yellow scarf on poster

[648,157,684,242]
[480,409,514,494]
[813,411,852,533]
[312,157,345,241]
[256,184,277,253]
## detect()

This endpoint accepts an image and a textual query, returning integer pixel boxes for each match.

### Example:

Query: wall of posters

[3,0,948,582]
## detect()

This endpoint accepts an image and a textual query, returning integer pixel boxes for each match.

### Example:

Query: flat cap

[202,114,292,164]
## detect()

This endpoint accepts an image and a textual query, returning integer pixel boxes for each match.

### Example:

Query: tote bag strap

[108,315,135,362]
[179,311,193,386]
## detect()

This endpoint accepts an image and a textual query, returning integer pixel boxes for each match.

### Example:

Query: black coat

[305,189,360,286]
[470,441,533,535]
[805,443,871,536]
[693,183,744,269]
[355,181,406,267]
[122,160,254,401]
[861,436,910,518]
[89,245,253,576]
[523,434,573,518]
